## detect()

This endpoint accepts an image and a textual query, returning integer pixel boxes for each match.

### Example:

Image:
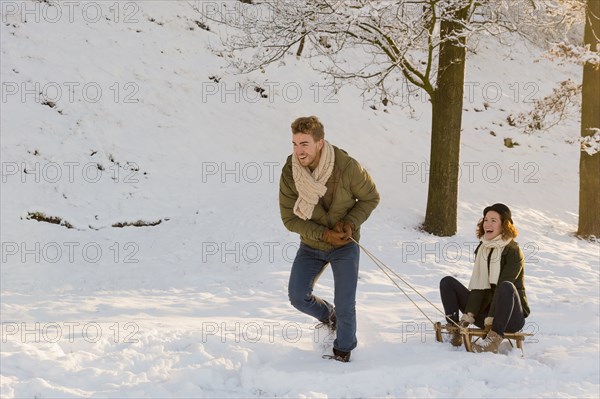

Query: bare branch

[197,0,585,105]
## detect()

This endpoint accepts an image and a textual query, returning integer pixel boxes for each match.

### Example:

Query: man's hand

[322,228,351,247]
[334,221,354,240]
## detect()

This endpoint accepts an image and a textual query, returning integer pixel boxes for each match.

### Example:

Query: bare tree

[578,0,600,238]
[201,0,560,236]
[507,0,599,237]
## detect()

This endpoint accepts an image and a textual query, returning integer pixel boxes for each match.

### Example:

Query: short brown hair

[476,215,518,240]
[291,116,324,141]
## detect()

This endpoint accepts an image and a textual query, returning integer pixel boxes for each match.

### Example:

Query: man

[279,116,380,362]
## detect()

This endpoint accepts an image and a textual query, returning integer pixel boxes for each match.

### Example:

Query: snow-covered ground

[1,1,598,397]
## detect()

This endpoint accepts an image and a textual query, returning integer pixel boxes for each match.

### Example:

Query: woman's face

[483,210,503,240]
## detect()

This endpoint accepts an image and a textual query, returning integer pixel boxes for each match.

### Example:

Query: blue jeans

[288,242,360,352]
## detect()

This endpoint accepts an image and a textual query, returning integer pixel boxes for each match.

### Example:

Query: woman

[439,203,530,353]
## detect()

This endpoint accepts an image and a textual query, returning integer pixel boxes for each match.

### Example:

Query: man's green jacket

[279,145,380,251]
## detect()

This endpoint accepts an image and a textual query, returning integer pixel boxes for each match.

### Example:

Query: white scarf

[291,140,335,220]
[468,236,513,290]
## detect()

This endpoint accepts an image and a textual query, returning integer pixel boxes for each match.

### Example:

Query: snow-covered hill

[1,1,598,397]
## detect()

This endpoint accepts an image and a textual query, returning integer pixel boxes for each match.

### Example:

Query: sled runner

[434,321,534,353]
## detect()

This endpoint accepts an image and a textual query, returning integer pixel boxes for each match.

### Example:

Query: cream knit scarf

[291,140,335,220]
[468,235,513,290]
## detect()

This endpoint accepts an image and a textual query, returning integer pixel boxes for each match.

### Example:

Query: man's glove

[460,313,475,328]
[484,317,494,333]
[322,228,350,247]
[334,221,354,240]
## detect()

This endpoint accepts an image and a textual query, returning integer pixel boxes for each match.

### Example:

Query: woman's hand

[460,312,475,327]
[484,317,494,332]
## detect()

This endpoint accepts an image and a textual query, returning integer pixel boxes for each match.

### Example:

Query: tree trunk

[422,6,469,236]
[578,0,600,238]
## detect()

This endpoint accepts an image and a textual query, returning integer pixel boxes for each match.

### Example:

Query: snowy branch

[198,0,585,106]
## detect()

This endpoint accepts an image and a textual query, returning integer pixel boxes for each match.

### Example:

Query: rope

[350,237,464,331]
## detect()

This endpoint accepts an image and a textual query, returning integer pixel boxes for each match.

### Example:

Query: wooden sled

[434,322,533,353]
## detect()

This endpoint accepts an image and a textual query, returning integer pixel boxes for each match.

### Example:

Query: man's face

[293,132,324,171]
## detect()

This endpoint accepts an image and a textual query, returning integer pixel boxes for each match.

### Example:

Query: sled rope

[350,238,462,330]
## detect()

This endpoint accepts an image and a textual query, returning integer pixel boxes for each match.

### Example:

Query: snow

[1,1,598,398]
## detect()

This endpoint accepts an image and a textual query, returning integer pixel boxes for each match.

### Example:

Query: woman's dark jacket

[466,240,530,328]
